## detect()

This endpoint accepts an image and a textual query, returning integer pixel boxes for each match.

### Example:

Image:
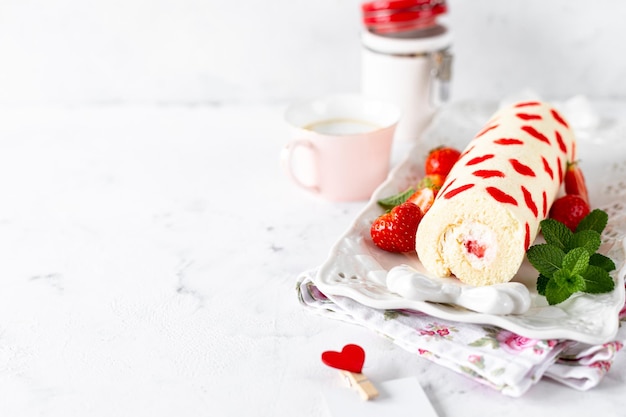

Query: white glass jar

[361,24,453,142]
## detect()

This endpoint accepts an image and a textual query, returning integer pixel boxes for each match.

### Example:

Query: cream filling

[442,222,498,270]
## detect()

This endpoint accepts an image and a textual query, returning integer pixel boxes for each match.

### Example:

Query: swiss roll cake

[415,101,576,286]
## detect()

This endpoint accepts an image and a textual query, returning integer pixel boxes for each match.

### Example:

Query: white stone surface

[0,0,625,414]
[0,101,624,416]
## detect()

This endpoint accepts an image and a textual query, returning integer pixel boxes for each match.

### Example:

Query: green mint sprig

[377,177,442,211]
[526,209,616,305]
[377,187,415,211]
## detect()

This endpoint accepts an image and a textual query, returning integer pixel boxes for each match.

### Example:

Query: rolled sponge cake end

[415,190,526,286]
[414,101,575,286]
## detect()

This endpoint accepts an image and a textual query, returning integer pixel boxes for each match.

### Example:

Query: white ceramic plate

[314,101,626,345]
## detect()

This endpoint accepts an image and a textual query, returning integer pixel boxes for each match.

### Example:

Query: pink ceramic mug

[281,94,400,202]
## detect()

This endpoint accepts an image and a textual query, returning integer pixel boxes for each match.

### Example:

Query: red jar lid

[361,0,439,13]
[361,0,447,34]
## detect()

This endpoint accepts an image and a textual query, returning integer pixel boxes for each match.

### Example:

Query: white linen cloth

[297,270,626,397]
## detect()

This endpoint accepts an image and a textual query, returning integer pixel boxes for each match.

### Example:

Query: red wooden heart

[321,344,365,373]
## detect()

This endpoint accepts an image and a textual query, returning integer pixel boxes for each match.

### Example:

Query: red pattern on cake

[521,186,538,217]
[555,130,567,154]
[459,144,476,158]
[551,109,569,128]
[521,125,551,145]
[509,159,536,177]
[438,178,456,196]
[443,183,475,199]
[441,105,568,208]
[516,113,542,121]
[466,154,495,166]
[472,169,505,178]
[542,156,554,179]
[475,124,499,138]
[514,101,541,108]
[493,138,524,145]
[486,186,518,206]
[423,102,575,265]
[438,103,569,225]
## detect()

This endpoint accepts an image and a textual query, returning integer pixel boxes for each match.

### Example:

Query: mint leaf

[553,268,586,294]
[526,244,565,278]
[589,253,616,272]
[527,208,616,304]
[568,230,601,253]
[582,265,615,294]
[377,187,414,211]
[540,218,572,251]
[536,274,550,296]
[545,272,575,305]
[576,209,608,234]
[562,247,590,276]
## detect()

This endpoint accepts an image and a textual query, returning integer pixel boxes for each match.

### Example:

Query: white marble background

[0,0,625,106]
[1,1,626,416]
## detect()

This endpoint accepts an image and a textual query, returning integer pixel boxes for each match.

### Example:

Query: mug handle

[280,139,320,195]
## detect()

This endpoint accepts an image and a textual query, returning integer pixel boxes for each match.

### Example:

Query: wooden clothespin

[321,344,379,401]
[338,369,379,401]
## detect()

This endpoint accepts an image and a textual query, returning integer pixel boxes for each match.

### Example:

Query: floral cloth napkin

[297,270,626,397]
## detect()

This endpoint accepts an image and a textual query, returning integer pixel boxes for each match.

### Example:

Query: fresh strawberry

[419,173,446,190]
[407,188,436,214]
[371,202,424,252]
[549,194,591,232]
[564,161,590,205]
[425,146,461,176]
[406,174,445,213]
